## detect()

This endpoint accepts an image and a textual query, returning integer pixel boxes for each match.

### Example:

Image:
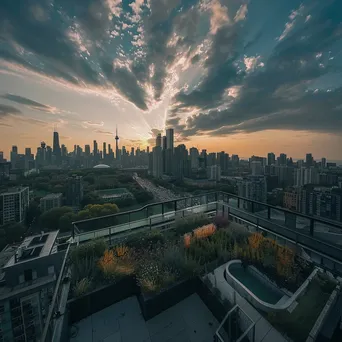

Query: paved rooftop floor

[70,294,220,342]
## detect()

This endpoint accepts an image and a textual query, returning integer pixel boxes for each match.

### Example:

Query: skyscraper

[156,133,162,147]
[166,128,174,151]
[190,147,199,169]
[85,145,91,156]
[306,153,313,167]
[267,152,275,166]
[103,142,107,159]
[93,140,98,156]
[162,136,167,150]
[152,146,163,178]
[66,175,84,208]
[53,131,61,163]
[321,157,327,168]
[279,153,287,166]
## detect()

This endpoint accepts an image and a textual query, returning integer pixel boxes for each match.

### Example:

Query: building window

[19,275,24,284]
[24,269,32,282]
[48,266,55,275]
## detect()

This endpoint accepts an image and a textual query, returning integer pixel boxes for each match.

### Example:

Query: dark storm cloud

[100,60,149,110]
[0,104,21,117]
[1,93,54,112]
[172,15,245,112]
[178,0,342,137]
[0,0,101,86]
[0,0,204,110]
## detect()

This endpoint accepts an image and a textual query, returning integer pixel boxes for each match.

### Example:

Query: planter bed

[68,275,139,324]
[138,277,200,320]
[267,276,337,342]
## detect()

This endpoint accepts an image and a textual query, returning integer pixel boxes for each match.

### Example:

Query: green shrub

[126,230,165,250]
[162,244,201,278]
[174,213,211,235]
[71,255,98,285]
[70,238,107,263]
[73,278,92,297]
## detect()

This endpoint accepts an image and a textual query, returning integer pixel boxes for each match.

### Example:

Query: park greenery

[1,168,153,237]
[38,203,119,233]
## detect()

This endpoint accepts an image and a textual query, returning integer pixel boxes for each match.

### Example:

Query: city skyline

[1,0,342,160]
[1,129,341,164]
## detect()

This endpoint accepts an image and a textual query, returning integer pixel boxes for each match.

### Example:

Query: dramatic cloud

[1,93,58,113]
[170,0,342,138]
[94,129,114,136]
[0,104,21,117]
[1,0,341,147]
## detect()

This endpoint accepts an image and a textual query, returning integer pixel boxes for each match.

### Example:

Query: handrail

[228,206,342,255]
[41,243,70,342]
[72,191,342,231]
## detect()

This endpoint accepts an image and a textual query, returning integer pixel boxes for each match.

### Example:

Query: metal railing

[41,244,71,342]
[215,304,255,342]
[72,191,342,262]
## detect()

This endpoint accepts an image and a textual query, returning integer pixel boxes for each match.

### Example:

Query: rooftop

[93,164,110,169]
[4,230,59,267]
[71,294,220,342]
[0,186,29,195]
[41,192,63,200]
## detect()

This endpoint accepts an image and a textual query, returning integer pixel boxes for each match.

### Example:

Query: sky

[0,0,342,161]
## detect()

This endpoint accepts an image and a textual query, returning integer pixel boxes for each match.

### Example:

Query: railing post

[310,219,314,236]
[267,207,271,220]
[174,200,177,212]
[162,203,164,215]
[251,202,254,213]
[237,198,240,208]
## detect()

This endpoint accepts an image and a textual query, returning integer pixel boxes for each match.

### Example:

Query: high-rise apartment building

[173,145,187,180]
[306,153,313,167]
[251,161,263,176]
[237,176,267,211]
[300,186,342,222]
[10,146,18,169]
[267,152,275,166]
[231,154,239,168]
[283,187,300,211]
[217,152,229,173]
[207,153,216,167]
[207,165,221,181]
[189,147,199,169]
[279,153,287,166]
[0,187,29,226]
[40,193,63,212]
[65,176,83,208]
[0,231,67,342]
[152,146,163,178]
[321,157,327,168]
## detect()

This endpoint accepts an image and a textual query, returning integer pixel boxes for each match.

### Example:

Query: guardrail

[41,244,71,342]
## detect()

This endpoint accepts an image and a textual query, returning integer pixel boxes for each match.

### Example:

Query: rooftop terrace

[44,192,342,342]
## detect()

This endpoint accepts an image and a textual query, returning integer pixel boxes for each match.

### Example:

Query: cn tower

[115,126,119,160]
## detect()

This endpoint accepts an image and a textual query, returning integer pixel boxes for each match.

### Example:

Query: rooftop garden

[68,212,338,341]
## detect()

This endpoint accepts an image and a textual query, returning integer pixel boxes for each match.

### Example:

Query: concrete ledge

[225,260,318,313]
[306,284,340,342]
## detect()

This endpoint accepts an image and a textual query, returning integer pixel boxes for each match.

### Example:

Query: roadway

[133,174,180,202]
